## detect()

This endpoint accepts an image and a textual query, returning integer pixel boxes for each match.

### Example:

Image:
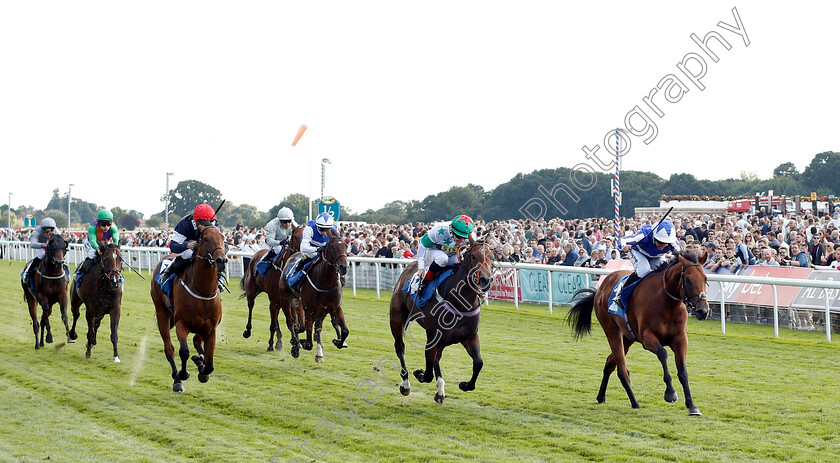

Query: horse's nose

[695,302,710,321]
[215,258,227,273]
[479,277,491,289]
[338,264,347,276]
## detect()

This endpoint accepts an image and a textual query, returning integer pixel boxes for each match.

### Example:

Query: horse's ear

[468,232,476,246]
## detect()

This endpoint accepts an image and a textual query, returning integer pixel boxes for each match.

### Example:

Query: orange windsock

[291,124,308,146]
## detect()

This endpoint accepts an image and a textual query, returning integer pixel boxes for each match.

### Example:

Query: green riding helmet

[450,215,475,238]
[97,209,114,222]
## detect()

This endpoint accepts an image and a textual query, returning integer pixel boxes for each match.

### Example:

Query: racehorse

[278,233,348,362]
[69,242,123,362]
[389,235,495,404]
[240,226,305,353]
[150,224,227,392]
[567,251,710,415]
[22,235,71,349]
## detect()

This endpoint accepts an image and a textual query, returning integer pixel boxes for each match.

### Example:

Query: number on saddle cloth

[402,269,455,309]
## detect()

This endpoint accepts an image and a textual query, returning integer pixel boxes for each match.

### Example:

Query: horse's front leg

[175,322,190,382]
[38,299,52,346]
[198,330,216,383]
[605,330,639,408]
[314,316,325,363]
[300,303,314,351]
[268,300,281,351]
[673,333,701,416]
[85,311,102,360]
[458,333,483,392]
[330,308,349,349]
[191,334,205,372]
[58,293,71,342]
[642,332,677,403]
[68,289,81,343]
[110,310,121,363]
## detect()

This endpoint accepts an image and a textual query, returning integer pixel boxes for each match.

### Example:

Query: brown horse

[567,251,710,415]
[278,233,348,362]
[22,235,71,349]
[240,226,305,353]
[150,225,227,393]
[389,236,495,404]
[69,243,123,362]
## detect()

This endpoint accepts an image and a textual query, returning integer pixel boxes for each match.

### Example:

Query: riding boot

[418,262,443,294]
[262,248,276,263]
[25,257,41,283]
[161,255,189,281]
[614,272,641,305]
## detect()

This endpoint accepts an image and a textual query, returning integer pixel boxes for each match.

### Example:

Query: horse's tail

[566,287,596,340]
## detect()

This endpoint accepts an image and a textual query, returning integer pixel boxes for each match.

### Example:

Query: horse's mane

[654,250,698,273]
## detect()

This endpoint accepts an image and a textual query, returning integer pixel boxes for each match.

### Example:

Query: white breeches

[629,248,667,278]
[423,249,458,269]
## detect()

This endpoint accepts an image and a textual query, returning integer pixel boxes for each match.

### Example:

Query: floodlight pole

[321,158,331,202]
[164,172,173,238]
[67,184,74,232]
[7,192,11,230]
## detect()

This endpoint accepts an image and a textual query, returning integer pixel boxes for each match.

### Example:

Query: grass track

[0,261,838,462]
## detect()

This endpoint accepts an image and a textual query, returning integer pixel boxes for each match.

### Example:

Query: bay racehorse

[69,242,123,362]
[240,226,305,352]
[567,251,710,415]
[389,235,494,404]
[22,235,71,349]
[150,224,227,392]
[278,233,348,362]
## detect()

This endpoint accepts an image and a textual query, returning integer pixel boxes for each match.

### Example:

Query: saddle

[608,274,643,316]
[285,255,321,290]
[402,269,455,309]
[154,257,177,306]
[256,248,285,278]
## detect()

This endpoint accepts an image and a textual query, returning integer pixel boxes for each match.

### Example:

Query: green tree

[146,216,163,229]
[167,180,223,218]
[773,162,799,178]
[267,193,316,223]
[220,203,262,228]
[120,214,140,230]
[802,151,840,192]
[43,210,69,228]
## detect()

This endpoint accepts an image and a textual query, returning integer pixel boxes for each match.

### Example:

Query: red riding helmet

[193,204,216,221]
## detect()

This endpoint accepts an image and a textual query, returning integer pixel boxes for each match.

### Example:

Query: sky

[1,2,838,219]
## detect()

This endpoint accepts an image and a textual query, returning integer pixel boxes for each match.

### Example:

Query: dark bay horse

[22,235,71,349]
[389,235,495,404]
[278,234,348,362]
[240,226,304,352]
[150,225,227,393]
[69,243,123,362]
[567,251,710,415]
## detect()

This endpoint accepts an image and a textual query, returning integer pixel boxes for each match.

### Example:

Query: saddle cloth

[402,269,455,309]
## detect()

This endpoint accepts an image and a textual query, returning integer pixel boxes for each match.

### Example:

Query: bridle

[459,242,495,296]
[302,237,347,293]
[100,246,123,285]
[662,260,708,310]
[38,238,67,280]
[195,226,227,266]
[323,237,348,270]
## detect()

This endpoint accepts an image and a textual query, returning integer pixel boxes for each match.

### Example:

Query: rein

[301,240,346,293]
[38,241,67,280]
[181,226,225,300]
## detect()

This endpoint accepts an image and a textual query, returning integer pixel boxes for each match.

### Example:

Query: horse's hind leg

[610,337,639,409]
[314,316,325,363]
[390,310,411,395]
[672,334,701,416]
[268,300,281,351]
[458,333,483,392]
[27,296,40,350]
[242,276,256,338]
[191,334,206,373]
[39,301,52,346]
[68,289,81,343]
[110,310,121,363]
[58,294,71,342]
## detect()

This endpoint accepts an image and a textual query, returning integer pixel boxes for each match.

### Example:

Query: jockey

[25,218,61,283]
[613,220,680,305]
[296,212,337,269]
[161,204,225,290]
[262,206,298,263]
[77,209,119,277]
[413,214,475,293]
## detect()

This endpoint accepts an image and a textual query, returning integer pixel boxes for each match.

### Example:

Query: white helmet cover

[40,218,57,229]
[276,207,294,221]
[653,220,677,244]
[315,212,335,229]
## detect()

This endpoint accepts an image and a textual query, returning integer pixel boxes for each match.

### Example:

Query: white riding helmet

[276,207,294,221]
[40,218,57,229]
[653,220,677,244]
[315,212,335,229]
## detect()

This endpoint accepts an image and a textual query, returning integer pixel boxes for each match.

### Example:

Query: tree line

[3,151,837,230]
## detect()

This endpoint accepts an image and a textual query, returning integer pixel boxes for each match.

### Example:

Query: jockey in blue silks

[612,220,680,305]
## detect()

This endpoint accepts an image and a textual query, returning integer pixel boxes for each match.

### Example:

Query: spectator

[710,247,742,273]
[560,243,578,266]
[788,243,810,268]
[703,245,722,270]
[757,248,779,266]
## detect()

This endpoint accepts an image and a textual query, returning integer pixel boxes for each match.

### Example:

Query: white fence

[2,240,839,342]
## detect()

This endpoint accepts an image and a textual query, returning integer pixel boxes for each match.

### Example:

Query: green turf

[0,261,838,462]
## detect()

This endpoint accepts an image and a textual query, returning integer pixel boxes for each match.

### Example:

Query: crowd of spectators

[5,206,840,273]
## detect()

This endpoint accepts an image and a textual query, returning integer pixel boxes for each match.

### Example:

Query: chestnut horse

[150,225,227,393]
[240,226,304,352]
[278,233,348,362]
[567,251,710,415]
[389,236,495,404]
[22,235,71,349]
[69,243,123,362]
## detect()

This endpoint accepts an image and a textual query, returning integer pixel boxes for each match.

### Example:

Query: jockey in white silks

[412,215,475,293]
[262,206,298,263]
[612,220,680,306]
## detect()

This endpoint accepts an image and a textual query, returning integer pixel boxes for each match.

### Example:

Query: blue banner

[519,269,591,304]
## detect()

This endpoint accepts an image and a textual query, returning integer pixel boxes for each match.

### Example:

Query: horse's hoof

[69,331,78,341]
[434,393,445,404]
[243,330,251,339]
[413,369,425,382]
[267,345,274,352]
[35,343,41,350]
[275,340,282,350]
[399,385,410,396]
[315,355,324,363]
[688,407,702,416]
[198,374,210,383]
[46,334,53,344]
[85,350,91,359]
[291,346,300,358]
[596,396,606,404]
[332,339,348,349]
[631,403,641,409]
[114,356,121,363]
[665,391,678,403]
[173,383,185,393]
[179,370,190,381]
[459,381,475,392]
